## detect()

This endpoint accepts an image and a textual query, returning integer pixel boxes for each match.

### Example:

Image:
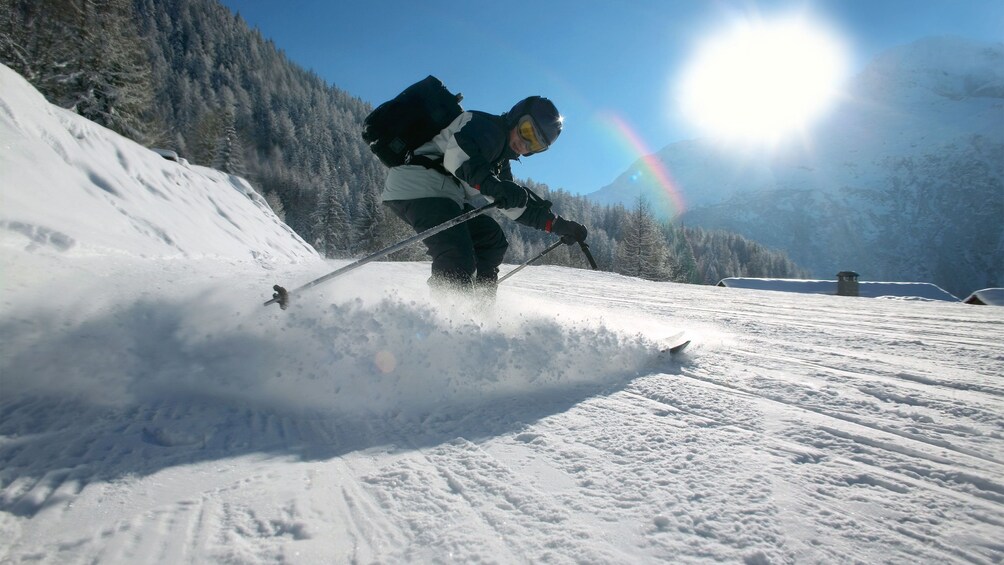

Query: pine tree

[352,185,383,254]
[68,0,154,140]
[311,182,350,258]
[212,109,245,175]
[0,0,35,80]
[666,224,700,283]
[615,197,672,281]
[192,110,226,165]
[263,190,285,221]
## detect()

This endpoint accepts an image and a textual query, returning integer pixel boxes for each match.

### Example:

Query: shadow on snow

[0,295,690,517]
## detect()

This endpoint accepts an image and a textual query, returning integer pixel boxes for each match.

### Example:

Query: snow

[965,288,1004,306]
[0,65,316,263]
[718,277,961,302]
[3,63,1004,563]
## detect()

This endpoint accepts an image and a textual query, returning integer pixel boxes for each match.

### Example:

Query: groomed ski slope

[1,254,1002,564]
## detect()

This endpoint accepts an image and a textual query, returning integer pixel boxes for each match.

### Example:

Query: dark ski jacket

[381,110,554,230]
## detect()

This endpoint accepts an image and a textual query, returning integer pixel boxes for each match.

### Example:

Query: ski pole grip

[264,285,289,309]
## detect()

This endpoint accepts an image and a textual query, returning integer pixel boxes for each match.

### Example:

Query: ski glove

[551,217,588,244]
[481,180,529,210]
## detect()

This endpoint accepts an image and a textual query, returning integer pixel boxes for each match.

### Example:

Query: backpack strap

[406,112,509,182]
[407,154,455,179]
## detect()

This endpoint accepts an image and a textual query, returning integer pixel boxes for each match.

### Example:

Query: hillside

[0,63,316,262]
[589,37,1004,297]
[2,55,1004,564]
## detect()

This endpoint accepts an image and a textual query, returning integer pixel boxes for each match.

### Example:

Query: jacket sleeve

[513,203,555,231]
[441,113,556,232]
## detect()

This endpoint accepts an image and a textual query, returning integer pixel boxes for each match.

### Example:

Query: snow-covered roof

[717,277,960,302]
[964,288,1004,306]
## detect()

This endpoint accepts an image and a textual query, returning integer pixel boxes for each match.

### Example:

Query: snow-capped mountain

[589,37,1004,297]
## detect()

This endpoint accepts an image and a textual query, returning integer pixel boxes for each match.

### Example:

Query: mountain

[2,59,1003,563]
[588,37,1004,297]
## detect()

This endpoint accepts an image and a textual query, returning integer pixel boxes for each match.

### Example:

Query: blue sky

[219,0,1003,196]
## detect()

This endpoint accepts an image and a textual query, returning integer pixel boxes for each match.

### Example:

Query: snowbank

[0,63,317,263]
[964,288,1004,305]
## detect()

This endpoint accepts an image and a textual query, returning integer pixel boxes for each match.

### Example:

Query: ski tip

[665,340,691,355]
[657,331,691,356]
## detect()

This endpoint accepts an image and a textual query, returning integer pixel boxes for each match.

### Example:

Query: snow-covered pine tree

[212,109,246,175]
[0,0,34,81]
[615,197,672,281]
[665,223,700,283]
[192,111,226,166]
[263,190,285,221]
[352,185,384,254]
[311,182,350,258]
[61,0,153,141]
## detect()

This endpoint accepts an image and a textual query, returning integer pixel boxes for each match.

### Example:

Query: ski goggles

[517,115,549,153]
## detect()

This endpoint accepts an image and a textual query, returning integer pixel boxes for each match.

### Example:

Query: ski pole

[498,237,599,285]
[265,202,499,309]
[498,240,565,284]
[578,241,598,270]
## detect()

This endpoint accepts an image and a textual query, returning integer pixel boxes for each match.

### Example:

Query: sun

[677,15,849,145]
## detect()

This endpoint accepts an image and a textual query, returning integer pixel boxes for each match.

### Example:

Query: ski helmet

[507,96,562,147]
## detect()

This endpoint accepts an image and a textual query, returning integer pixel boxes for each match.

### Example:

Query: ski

[664,340,692,355]
[658,332,692,356]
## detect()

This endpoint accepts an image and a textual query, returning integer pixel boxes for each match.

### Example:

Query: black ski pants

[384,197,508,287]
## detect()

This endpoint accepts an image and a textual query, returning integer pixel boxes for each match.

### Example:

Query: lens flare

[374,350,397,373]
[600,111,686,217]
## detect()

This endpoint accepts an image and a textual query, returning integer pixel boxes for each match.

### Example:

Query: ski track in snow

[1,256,1002,564]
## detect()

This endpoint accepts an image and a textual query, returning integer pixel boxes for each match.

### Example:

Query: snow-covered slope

[2,257,1003,564]
[2,62,1003,564]
[0,64,316,262]
[589,37,1004,297]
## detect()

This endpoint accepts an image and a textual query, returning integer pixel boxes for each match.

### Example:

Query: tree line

[0,0,808,284]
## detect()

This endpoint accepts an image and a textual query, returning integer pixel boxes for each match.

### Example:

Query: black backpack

[362,76,464,168]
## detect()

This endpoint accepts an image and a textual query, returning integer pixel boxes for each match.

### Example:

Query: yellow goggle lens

[518,117,548,153]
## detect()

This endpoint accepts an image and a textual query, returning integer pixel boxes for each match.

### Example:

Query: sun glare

[678,15,849,145]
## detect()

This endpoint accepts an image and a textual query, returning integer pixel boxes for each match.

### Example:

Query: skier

[381,96,588,296]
